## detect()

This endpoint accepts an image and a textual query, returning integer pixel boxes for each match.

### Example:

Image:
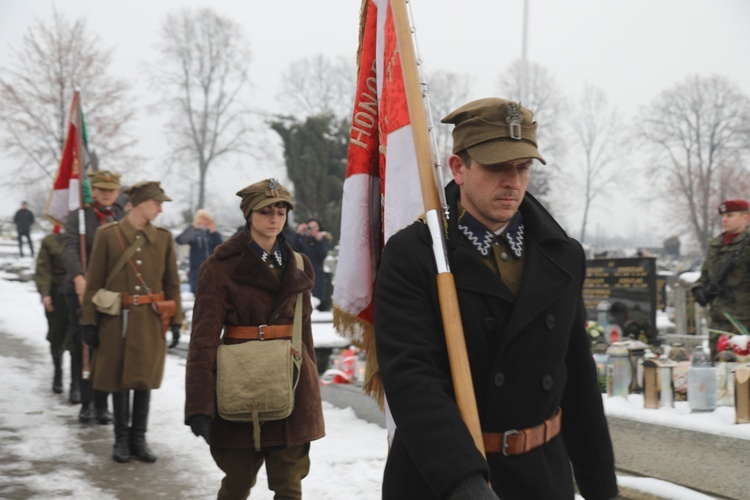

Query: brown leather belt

[224,325,293,341]
[483,408,562,456]
[122,292,164,308]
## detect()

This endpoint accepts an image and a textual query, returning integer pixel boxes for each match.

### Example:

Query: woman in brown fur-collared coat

[185,178,324,500]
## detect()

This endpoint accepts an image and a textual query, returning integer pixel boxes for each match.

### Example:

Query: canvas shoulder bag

[216,251,305,450]
[91,223,140,316]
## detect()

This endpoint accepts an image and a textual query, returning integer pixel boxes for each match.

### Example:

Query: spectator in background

[292,219,332,311]
[34,227,73,394]
[13,201,35,257]
[175,209,223,294]
[692,199,750,362]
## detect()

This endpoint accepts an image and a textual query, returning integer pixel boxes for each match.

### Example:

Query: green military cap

[124,181,172,207]
[89,170,121,189]
[441,97,546,165]
[236,178,294,219]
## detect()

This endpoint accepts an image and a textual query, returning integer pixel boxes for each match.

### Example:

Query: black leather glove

[169,325,181,348]
[691,286,709,307]
[81,324,99,349]
[189,414,211,443]
[445,474,499,500]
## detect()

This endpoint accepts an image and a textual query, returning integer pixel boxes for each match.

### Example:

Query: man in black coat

[62,170,125,424]
[13,201,35,257]
[374,98,618,499]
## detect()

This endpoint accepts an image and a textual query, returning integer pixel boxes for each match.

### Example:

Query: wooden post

[391,0,486,458]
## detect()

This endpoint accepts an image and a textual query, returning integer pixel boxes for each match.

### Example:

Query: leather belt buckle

[258,324,267,340]
[502,429,520,456]
[132,294,140,306]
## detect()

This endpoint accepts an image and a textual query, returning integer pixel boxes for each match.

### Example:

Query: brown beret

[236,178,294,219]
[441,97,546,165]
[124,181,172,207]
[719,199,749,214]
[89,170,121,189]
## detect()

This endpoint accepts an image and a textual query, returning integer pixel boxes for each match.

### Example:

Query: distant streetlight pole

[521,0,530,105]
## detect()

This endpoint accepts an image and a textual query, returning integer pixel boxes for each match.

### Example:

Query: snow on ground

[0,250,730,499]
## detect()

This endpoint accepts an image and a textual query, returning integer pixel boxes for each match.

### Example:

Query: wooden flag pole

[391,0,486,458]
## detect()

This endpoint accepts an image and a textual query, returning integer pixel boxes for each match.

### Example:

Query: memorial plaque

[584,257,657,342]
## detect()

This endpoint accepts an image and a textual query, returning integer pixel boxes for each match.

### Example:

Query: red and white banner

[332,0,423,401]
[44,91,90,227]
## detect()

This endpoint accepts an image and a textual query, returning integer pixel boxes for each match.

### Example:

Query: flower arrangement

[712,311,750,359]
[586,321,605,342]
[716,334,750,357]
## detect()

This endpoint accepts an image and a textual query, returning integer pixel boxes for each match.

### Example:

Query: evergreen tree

[271,114,349,243]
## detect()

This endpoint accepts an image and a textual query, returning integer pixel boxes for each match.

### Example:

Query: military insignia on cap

[104,174,111,182]
[720,203,727,213]
[268,178,280,197]
[505,102,523,140]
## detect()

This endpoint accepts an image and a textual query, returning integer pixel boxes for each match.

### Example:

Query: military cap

[441,97,546,165]
[719,199,749,214]
[124,181,172,207]
[236,178,294,219]
[89,170,121,189]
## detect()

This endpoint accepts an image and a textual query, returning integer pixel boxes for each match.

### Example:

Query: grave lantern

[624,340,649,394]
[605,343,630,397]
[687,346,716,412]
[715,349,738,407]
[735,364,750,424]
[643,359,677,409]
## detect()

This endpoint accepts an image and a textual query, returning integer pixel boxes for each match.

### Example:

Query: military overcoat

[694,231,750,331]
[374,182,618,500]
[80,217,183,392]
[184,230,325,450]
[35,233,72,356]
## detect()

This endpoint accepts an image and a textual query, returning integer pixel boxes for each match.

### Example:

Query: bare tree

[569,85,629,243]
[641,74,750,255]
[148,8,253,210]
[0,10,138,185]
[277,55,356,119]
[425,70,475,185]
[497,59,568,207]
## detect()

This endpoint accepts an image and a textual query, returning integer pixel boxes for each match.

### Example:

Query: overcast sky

[1,0,749,244]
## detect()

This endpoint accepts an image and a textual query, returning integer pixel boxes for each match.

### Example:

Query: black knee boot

[130,390,157,463]
[69,350,81,404]
[95,391,112,425]
[52,354,63,394]
[112,391,130,463]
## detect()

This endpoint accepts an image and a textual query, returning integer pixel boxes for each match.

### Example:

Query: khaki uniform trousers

[210,443,310,500]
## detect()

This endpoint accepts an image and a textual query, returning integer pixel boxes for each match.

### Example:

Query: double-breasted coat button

[135,285,141,291]
[135,259,142,266]
[542,375,554,390]
[482,317,496,332]
[545,314,555,330]
[500,252,509,261]
[136,247,142,252]
[494,372,505,388]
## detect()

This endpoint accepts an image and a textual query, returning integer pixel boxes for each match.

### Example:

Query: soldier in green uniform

[692,199,750,362]
[80,181,182,464]
[35,229,73,394]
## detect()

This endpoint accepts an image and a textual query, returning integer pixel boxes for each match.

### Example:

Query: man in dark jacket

[374,98,618,499]
[692,199,750,362]
[62,170,125,424]
[14,201,35,257]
